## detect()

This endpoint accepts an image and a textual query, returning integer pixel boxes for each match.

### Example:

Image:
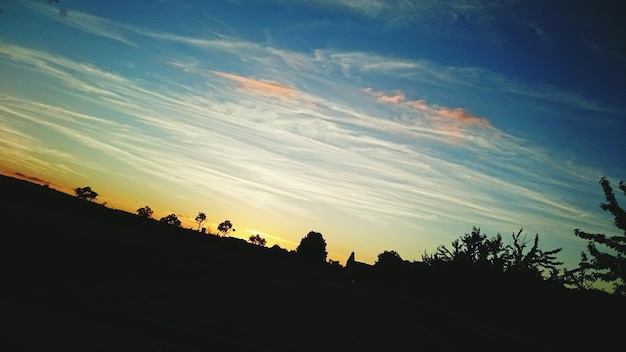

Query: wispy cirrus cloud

[25,1,138,46]
[297,0,505,25]
[24,0,619,119]
[2,3,618,265]
[0,40,609,264]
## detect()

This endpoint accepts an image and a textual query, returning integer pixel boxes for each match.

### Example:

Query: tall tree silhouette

[195,212,207,231]
[217,220,234,236]
[74,186,98,201]
[136,206,153,219]
[574,177,626,294]
[296,231,327,263]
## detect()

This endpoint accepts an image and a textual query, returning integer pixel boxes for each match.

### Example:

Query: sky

[0,0,624,267]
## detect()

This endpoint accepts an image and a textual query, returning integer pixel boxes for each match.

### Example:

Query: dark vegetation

[1,174,625,351]
[74,186,98,202]
[571,177,626,294]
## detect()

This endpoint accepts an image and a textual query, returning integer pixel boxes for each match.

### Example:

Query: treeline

[76,177,626,296]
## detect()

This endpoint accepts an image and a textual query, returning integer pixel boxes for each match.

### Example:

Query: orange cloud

[213,71,298,100]
[364,88,404,104]
[428,106,493,135]
[364,88,494,136]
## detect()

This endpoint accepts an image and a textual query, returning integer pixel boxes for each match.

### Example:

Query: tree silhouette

[159,214,181,227]
[505,228,562,275]
[423,227,504,268]
[249,234,267,246]
[562,251,595,291]
[574,177,626,295]
[217,220,235,236]
[423,227,562,276]
[74,186,98,201]
[136,206,153,219]
[296,231,327,263]
[375,250,404,267]
[195,212,207,231]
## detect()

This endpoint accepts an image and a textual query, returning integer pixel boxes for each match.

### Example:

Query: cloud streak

[4,42,601,231]
[364,87,497,141]
[212,71,300,100]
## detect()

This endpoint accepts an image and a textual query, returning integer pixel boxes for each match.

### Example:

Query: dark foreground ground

[1,175,624,351]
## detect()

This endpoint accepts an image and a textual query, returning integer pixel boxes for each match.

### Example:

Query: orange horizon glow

[2,169,350,263]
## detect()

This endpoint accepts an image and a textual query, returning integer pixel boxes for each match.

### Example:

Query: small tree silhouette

[217,220,235,236]
[195,212,207,231]
[160,214,181,227]
[249,234,267,247]
[74,186,98,201]
[136,206,153,219]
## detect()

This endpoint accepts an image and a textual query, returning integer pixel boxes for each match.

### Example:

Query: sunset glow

[1,0,624,266]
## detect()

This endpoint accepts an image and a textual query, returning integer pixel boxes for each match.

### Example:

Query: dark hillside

[1,175,624,351]
[0,175,423,351]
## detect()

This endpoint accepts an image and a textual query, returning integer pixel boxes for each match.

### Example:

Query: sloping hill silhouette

[0,175,426,351]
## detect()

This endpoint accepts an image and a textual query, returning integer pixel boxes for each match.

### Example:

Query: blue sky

[1,0,624,266]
